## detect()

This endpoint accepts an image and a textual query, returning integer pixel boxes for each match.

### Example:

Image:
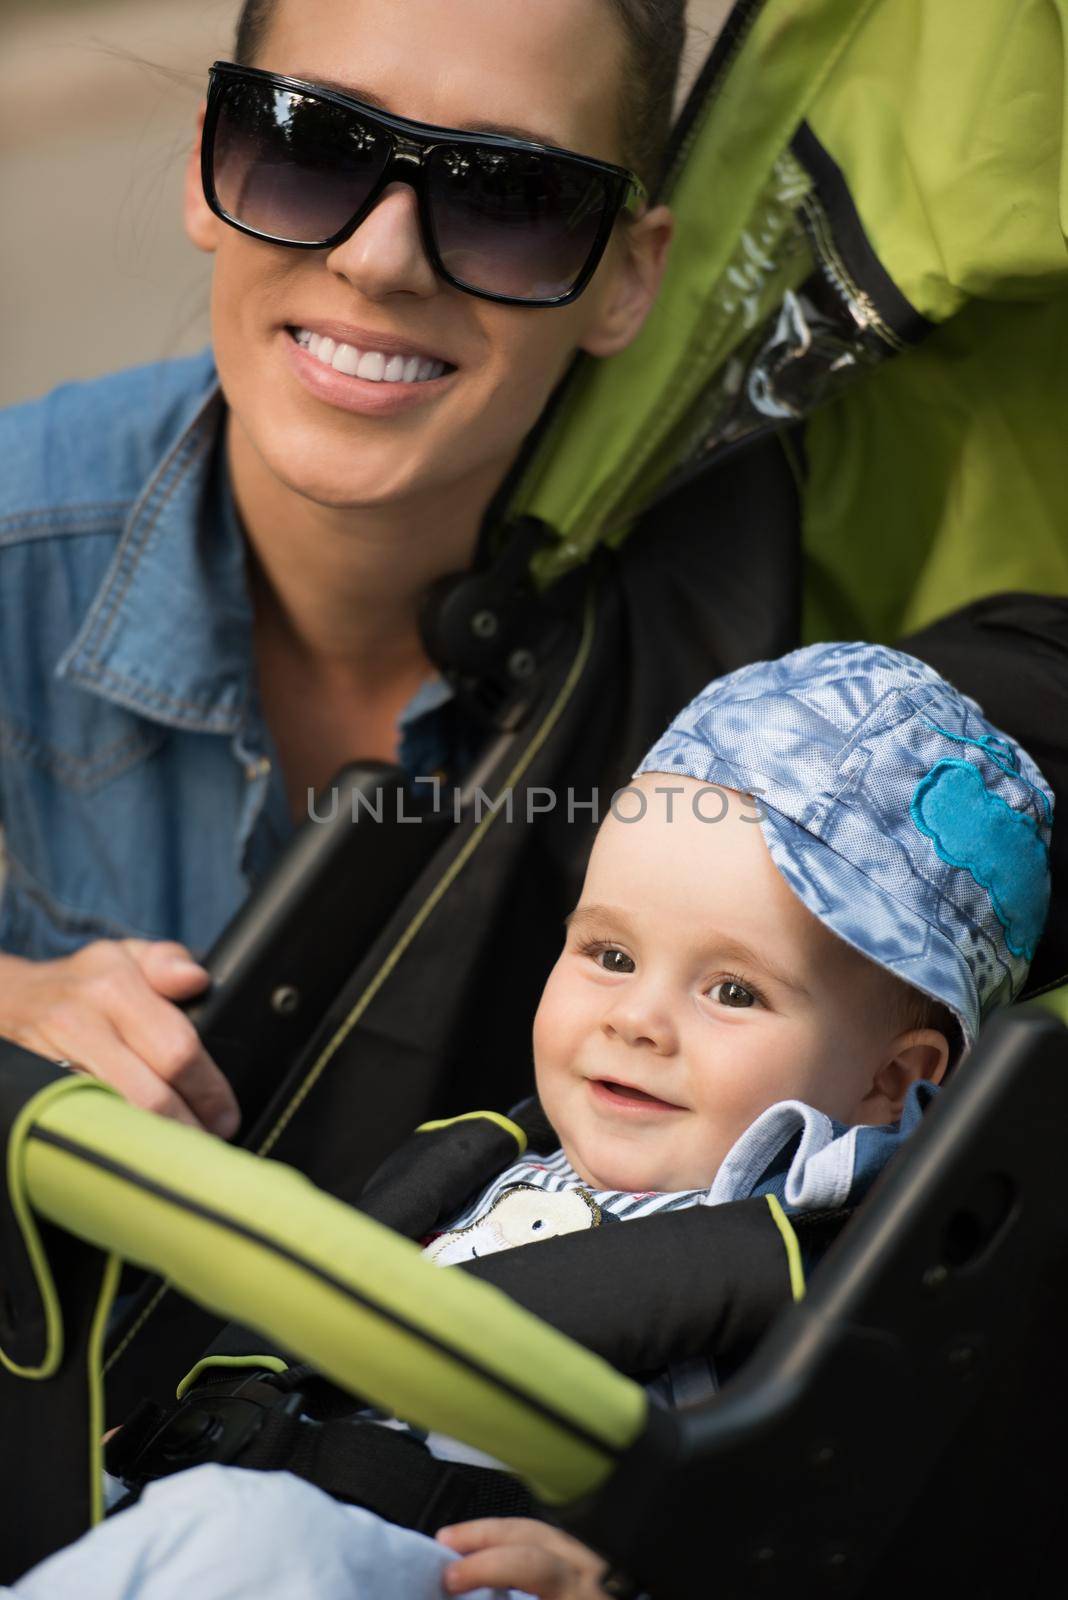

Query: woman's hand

[437,1517,618,1599]
[0,940,240,1136]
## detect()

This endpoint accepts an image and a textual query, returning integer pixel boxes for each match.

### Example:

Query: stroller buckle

[109,1374,306,1489]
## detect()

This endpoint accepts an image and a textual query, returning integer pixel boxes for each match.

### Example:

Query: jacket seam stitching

[73,663,241,724]
[67,388,223,709]
[0,504,130,537]
[0,713,163,787]
[78,424,216,668]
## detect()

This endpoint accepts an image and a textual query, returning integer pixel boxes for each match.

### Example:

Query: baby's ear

[859,1029,950,1123]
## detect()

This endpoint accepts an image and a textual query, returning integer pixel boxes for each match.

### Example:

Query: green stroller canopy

[508,0,1068,646]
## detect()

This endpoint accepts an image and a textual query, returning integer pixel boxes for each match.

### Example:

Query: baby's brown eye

[597,948,635,974]
[711,980,755,1008]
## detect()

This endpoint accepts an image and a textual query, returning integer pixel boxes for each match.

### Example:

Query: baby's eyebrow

[565,902,633,934]
[711,936,811,998]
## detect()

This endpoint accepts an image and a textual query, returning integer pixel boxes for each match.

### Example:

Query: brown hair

[885,977,963,1073]
[232,0,687,188]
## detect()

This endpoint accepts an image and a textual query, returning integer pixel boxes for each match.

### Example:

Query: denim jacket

[0,351,453,962]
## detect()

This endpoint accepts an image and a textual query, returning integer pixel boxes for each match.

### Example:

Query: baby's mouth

[593,1078,684,1110]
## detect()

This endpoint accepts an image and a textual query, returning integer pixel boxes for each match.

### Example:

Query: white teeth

[356,350,386,382]
[295,329,450,382]
[331,342,361,376]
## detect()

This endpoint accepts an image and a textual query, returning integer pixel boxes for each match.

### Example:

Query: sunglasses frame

[202,61,648,309]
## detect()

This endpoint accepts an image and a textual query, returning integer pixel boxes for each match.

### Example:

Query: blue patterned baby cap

[636,642,1054,1047]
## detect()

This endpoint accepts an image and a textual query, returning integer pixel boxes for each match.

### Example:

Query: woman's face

[184,0,673,515]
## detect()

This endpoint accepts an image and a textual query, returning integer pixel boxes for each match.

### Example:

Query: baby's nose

[602,989,678,1054]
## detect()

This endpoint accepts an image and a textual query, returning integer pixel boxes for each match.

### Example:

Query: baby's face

[533,777,908,1193]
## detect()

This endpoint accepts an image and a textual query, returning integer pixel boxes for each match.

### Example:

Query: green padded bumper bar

[10,1072,648,1506]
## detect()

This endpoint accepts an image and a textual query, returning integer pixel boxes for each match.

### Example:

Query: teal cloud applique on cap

[910,759,1051,961]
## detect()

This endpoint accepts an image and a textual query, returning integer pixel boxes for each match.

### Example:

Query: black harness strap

[241,1414,538,1531]
[354,1096,559,1233]
[108,1371,537,1534]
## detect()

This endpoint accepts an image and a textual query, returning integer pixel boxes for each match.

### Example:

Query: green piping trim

[177,1353,288,1401]
[104,1276,168,1377]
[1,1073,104,1379]
[417,1111,528,1156]
[87,1253,122,1525]
[109,598,599,1377]
[765,1195,806,1302]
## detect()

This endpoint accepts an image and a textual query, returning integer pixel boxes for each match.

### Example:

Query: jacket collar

[58,370,253,735]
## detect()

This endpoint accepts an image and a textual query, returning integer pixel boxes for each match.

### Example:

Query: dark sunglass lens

[426,147,610,300]
[212,79,390,243]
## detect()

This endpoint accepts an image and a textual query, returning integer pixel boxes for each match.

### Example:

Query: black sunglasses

[202,62,647,308]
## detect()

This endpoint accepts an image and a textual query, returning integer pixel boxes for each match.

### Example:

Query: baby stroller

[2,0,1067,1591]
[2,1004,1066,1598]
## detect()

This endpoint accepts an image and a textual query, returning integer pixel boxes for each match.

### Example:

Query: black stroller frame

[1,1006,1065,1595]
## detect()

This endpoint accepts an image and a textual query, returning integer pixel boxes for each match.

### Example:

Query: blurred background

[1,0,730,408]
[2,0,240,408]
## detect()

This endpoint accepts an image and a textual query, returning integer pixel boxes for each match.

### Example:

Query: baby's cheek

[786,1015,876,1113]
[694,1030,800,1119]
[531,1010,560,1110]
[531,965,573,1072]
[531,1002,552,1081]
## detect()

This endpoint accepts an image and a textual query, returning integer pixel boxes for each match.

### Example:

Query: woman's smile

[185,0,672,517]
[291,316,456,374]
[283,323,458,417]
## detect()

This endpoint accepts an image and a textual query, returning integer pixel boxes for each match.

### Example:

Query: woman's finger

[24,1013,203,1128]
[3,940,236,1135]
[109,978,239,1137]
[55,941,238,1135]
[122,940,212,1001]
